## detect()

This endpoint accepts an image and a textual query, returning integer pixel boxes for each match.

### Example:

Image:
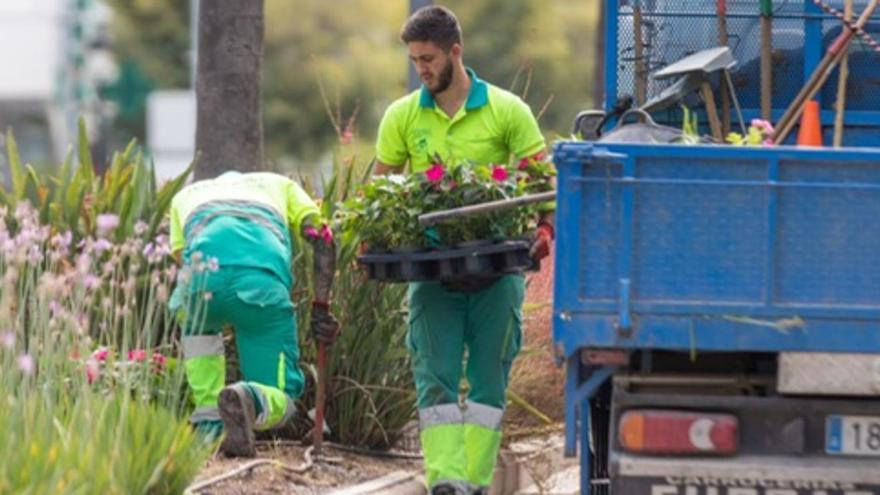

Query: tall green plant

[2,119,193,242]
[292,145,415,449]
[0,202,213,493]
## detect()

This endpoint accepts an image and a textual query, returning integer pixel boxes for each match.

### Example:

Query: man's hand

[311,301,340,345]
[530,222,555,262]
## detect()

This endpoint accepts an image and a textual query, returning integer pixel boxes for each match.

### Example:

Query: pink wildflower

[128,349,147,362]
[92,347,110,362]
[425,163,445,182]
[93,238,113,253]
[17,354,34,375]
[85,359,100,384]
[1,331,15,349]
[83,274,101,291]
[96,214,119,235]
[151,352,168,370]
[491,165,509,182]
[341,128,354,145]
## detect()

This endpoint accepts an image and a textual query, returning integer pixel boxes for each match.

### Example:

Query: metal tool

[833,0,854,147]
[312,342,328,456]
[648,46,746,137]
[760,0,774,120]
[772,0,879,144]
[717,0,732,135]
[633,0,648,107]
[418,191,556,226]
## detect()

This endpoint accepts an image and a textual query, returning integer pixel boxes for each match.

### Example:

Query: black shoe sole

[218,386,256,458]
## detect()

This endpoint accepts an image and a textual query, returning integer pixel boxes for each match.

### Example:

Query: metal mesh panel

[614,1,880,113]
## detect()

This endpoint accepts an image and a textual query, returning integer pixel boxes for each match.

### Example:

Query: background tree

[106,0,600,169]
[195,0,265,179]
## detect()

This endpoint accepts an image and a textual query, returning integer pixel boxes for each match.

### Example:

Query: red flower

[92,347,110,362]
[152,352,168,367]
[491,165,509,181]
[426,163,445,182]
[85,359,100,384]
[518,157,531,170]
[128,349,147,362]
[341,128,354,145]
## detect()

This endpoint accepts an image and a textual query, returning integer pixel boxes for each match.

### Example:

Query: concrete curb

[327,470,426,495]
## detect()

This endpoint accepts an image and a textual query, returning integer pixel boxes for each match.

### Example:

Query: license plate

[827,415,880,457]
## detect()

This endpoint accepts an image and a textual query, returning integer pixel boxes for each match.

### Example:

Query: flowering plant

[726,119,776,146]
[336,155,555,250]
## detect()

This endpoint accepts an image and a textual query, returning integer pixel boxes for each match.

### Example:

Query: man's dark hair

[400,5,462,50]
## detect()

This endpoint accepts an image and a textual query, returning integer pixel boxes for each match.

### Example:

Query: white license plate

[827,415,880,457]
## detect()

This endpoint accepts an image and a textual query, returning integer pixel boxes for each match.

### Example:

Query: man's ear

[449,43,463,59]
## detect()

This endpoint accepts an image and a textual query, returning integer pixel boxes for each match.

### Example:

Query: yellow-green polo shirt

[376,68,545,172]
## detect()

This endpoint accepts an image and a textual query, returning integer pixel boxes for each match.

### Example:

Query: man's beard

[430,59,454,95]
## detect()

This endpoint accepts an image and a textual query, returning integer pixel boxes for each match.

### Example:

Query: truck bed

[553,142,880,358]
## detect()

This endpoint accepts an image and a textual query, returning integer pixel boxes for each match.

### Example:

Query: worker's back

[169,171,319,289]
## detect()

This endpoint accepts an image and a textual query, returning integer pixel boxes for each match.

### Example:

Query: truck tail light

[619,409,738,455]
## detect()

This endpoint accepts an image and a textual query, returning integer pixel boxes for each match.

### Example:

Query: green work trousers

[175,266,304,431]
[408,274,525,491]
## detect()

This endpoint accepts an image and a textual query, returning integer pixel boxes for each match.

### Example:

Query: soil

[505,246,565,432]
[190,250,564,493]
[192,442,421,494]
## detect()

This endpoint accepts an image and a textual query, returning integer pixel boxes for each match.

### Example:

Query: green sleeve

[507,97,546,159]
[285,179,321,233]
[169,199,185,253]
[375,102,409,167]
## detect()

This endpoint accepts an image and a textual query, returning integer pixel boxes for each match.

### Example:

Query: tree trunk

[593,0,606,109]
[195,0,264,179]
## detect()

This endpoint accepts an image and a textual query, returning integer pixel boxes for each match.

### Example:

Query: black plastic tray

[358,240,537,282]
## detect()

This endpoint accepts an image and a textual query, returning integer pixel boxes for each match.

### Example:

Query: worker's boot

[218,383,257,457]
[431,483,468,495]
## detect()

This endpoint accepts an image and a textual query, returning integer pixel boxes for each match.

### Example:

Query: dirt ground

[190,251,564,493]
[506,246,565,432]
[192,441,422,494]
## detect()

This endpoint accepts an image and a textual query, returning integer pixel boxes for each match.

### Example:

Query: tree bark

[195,0,264,179]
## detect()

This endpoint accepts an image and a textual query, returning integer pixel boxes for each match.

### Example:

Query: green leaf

[77,117,95,184]
[148,155,195,239]
[6,128,25,200]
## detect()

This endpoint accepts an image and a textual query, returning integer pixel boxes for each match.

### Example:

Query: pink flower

[83,275,101,291]
[1,332,15,349]
[341,128,354,145]
[92,347,110,362]
[93,238,113,253]
[320,225,334,246]
[152,352,168,365]
[491,165,509,181]
[17,354,34,375]
[518,157,531,170]
[85,359,100,384]
[425,163,445,182]
[751,118,775,135]
[96,214,119,235]
[128,349,147,362]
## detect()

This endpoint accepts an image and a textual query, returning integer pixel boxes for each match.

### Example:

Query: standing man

[168,171,339,457]
[375,6,554,494]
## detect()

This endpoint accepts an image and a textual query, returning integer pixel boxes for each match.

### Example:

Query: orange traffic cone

[796,100,823,146]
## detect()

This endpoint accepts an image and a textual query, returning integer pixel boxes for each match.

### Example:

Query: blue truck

[553,2,880,494]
